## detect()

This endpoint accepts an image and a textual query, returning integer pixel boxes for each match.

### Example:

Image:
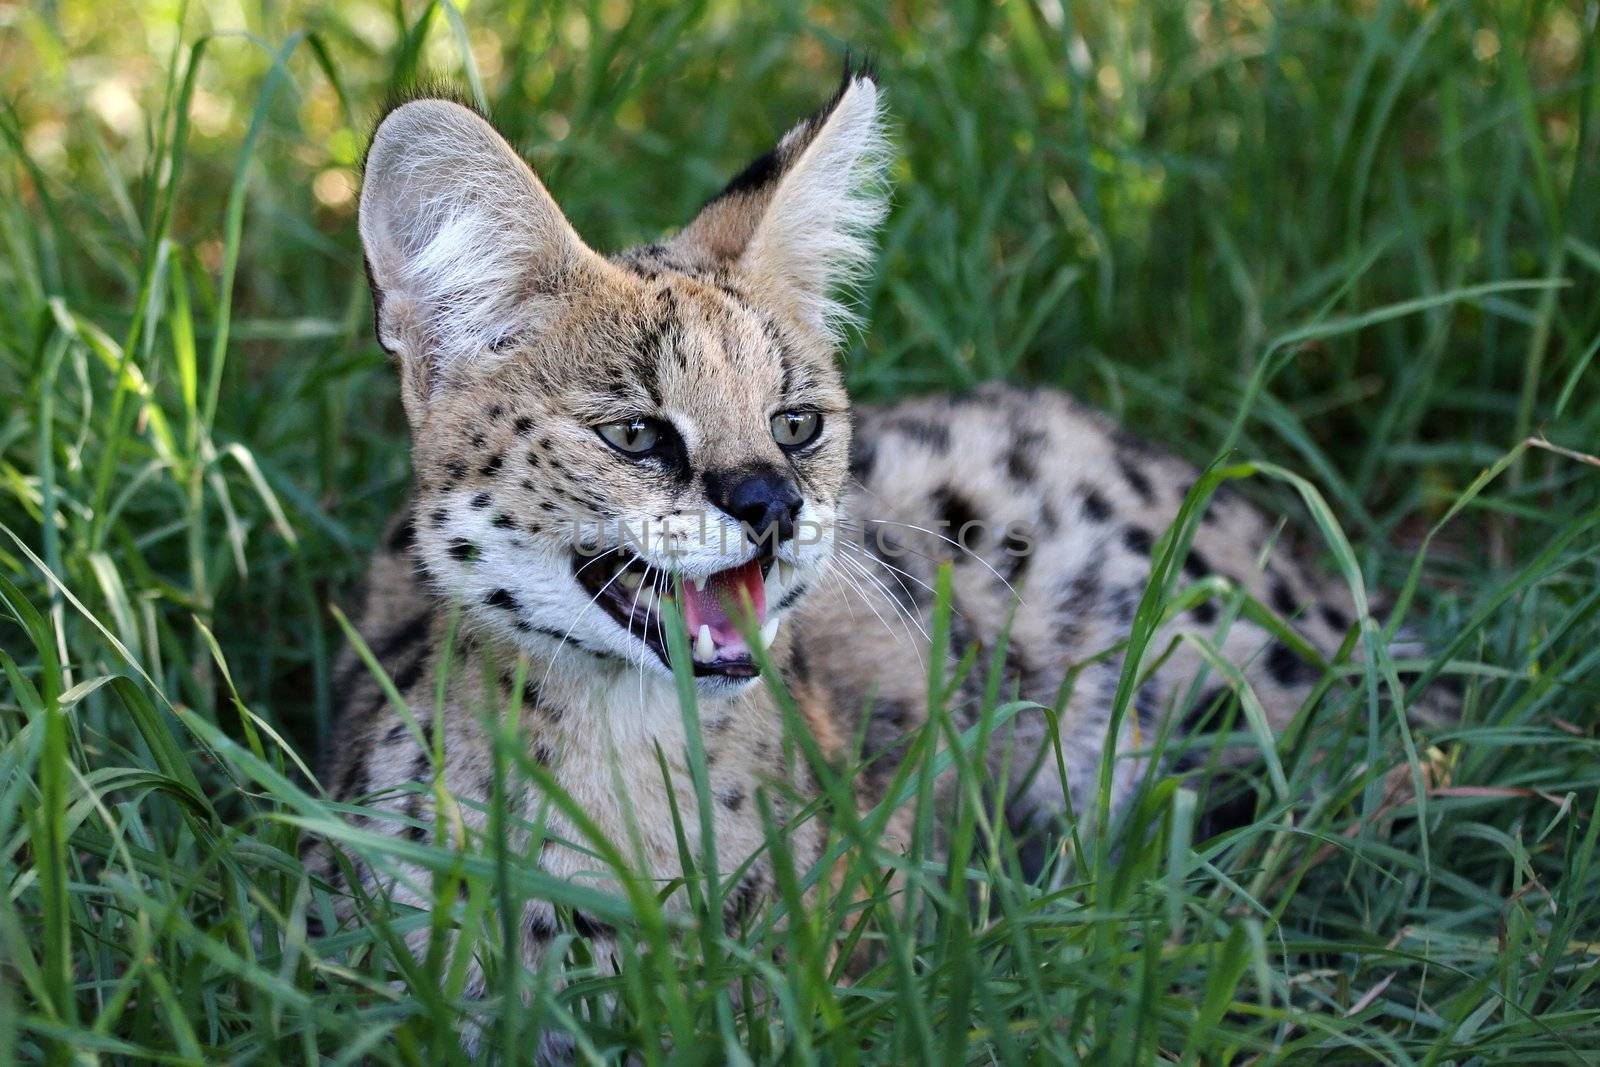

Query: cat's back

[791,384,1356,828]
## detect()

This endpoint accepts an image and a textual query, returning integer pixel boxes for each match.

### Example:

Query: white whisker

[824,558,925,671]
[835,550,931,646]
[837,537,950,617]
[839,516,1024,604]
[537,547,629,694]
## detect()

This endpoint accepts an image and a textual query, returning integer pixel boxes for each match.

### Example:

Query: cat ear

[670,71,891,341]
[359,98,606,406]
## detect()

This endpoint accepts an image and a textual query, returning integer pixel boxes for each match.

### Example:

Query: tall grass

[2,0,1598,1061]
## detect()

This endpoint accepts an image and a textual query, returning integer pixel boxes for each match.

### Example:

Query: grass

[2,0,1599,1061]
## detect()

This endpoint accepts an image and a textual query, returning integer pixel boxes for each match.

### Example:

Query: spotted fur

[313,72,1432,1015]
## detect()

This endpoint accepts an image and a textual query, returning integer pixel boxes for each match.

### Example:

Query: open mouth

[572,549,794,679]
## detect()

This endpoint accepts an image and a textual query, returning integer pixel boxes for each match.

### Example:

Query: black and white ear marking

[359,98,602,404]
[671,72,891,341]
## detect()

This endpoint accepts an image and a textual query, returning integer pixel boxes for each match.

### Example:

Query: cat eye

[771,410,822,449]
[595,418,662,455]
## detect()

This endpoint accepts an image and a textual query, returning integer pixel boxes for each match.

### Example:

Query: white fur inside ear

[742,78,891,342]
[360,100,591,386]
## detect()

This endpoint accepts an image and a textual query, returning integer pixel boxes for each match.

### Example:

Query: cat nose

[705,466,804,549]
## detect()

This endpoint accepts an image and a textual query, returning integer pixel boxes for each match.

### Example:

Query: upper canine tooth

[778,561,794,585]
[695,624,715,662]
[690,574,707,592]
[760,617,780,650]
[616,569,643,590]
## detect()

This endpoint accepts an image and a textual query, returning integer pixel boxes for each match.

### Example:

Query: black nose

[705,466,804,549]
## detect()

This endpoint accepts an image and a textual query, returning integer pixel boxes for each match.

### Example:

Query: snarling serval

[311,69,1435,1015]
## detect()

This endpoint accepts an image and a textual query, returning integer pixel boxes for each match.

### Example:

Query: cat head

[359,71,889,692]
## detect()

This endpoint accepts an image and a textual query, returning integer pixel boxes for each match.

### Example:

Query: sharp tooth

[616,569,642,590]
[691,574,707,592]
[636,587,657,612]
[778,560,794,585]
[760,617,780,650]
[695,624,715,662]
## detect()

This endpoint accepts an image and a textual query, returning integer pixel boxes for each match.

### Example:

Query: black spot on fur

[893,418,951,452]
[788,642,810,682]
[524,908,555,941]
[387,516,416,552]
[468,431,486,449]
[1135,682,1162,730]
[491,513,515,530]
[485,588,519,612]
[1109,585,1140,624]
[1191,600,1218,624]
[1122,526,1153,555]
[448,539,478,563]
[391,649,429,696]
[717,787,745,813]
[470,491,492,510]
[513,416,534,435]
[1320,604,1351,632]
[1053,569,1102,648]
[1271,578,1297,617]
[723,872,765,929]
[480,452,503,477]
[387,655,425,697]
[445,459,467,481]
[848,436,877,483]
[487,404,505,420]
[1265,641,1310,686]
[1079,485,1112,522]
[336,757,367,801]
[571,911,613,939]
[1001,529,1031,581]
[862,699,913,782]
[1184,548,1212,579]
[1182,685,1232,736]
[933,486,982,550]
[429,507,448,528]
[1005,429,1045,483]
[1116,456,1156,505]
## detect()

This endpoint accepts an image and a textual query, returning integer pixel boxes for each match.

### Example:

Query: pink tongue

[682,559,766,647]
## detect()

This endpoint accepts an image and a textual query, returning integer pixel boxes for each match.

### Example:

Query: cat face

[359,75,888,691]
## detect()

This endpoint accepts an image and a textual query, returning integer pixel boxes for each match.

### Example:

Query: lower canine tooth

[760,617,780,650]
[778,561,794,584]
[695,624,715,662]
